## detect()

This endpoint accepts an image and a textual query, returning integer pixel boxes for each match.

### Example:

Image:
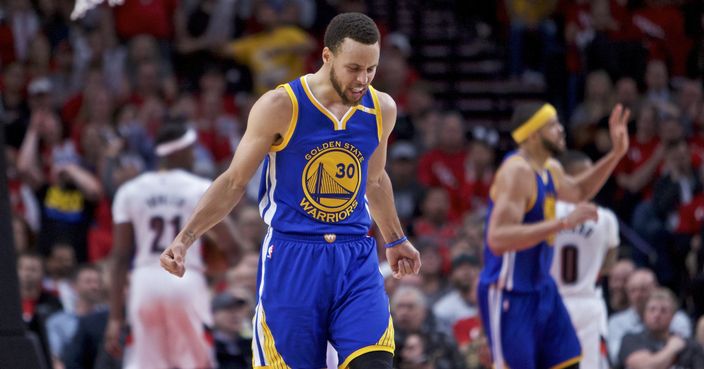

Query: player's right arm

[486,159,597,255]
[160,88,292,277]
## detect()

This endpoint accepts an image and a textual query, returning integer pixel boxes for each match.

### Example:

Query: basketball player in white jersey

[105,123,237,369]
[550,150,620,369]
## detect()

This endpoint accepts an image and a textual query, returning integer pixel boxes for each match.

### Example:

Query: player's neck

[307,70,347,107]
[518,146,550,170]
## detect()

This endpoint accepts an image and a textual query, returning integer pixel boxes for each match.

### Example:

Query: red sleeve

[417,151,437,187]
[676,201,696,234]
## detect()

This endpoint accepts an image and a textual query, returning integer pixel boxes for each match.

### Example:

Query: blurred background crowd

[1,0,703,368]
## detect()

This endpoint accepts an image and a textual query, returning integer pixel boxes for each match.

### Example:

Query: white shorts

[124,266,214,369]
[562,296,609,369]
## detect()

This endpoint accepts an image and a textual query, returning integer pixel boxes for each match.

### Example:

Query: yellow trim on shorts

[339,315,395,369]
[369,86,384,143]
[549,355,581,369]
[271,84,298,152]
[376,315,396,349]
[259,309,290,369]
[338,345,395,369]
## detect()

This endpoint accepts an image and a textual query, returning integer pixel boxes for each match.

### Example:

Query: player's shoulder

[369,87,396,114]
[497,155,533,178]
[258,87,294,114]
[249,87,295,130]
[116,172,152,195]
[170,170,212,188]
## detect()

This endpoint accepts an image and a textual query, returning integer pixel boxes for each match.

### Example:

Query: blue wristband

[384,236,408,248]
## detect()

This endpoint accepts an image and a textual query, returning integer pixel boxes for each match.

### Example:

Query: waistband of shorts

[271,230,369,243]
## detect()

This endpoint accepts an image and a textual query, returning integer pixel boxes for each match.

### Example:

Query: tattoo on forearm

[182,230,197,245]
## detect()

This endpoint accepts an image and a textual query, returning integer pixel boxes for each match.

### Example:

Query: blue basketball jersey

[258,75,383,235]
[479,152,559,292]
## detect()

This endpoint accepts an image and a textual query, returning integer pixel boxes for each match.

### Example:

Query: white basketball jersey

[112,169,211,271]
[550,201,620,298]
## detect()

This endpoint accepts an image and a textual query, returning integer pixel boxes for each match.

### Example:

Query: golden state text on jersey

[257,76,383,235]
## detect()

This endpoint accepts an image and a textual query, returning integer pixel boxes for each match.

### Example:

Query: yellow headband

[511,104,557,143]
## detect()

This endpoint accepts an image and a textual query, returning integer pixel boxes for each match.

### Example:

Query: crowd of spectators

[2,0,703,368]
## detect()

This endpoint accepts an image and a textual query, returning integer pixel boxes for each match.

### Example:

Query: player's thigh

[253,237,330,368]
[538,292,582,369]
[478,284,538,369]
[329,237,394,369]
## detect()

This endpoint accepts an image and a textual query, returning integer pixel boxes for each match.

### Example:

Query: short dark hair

[324,12,380,53]
[510,102,545,131]
[155,120,189,146]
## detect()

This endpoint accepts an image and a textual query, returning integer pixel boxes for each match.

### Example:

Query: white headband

[155,129,197,157]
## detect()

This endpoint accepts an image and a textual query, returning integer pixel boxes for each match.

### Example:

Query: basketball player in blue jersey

[478,102,631,369]
[160,13,421,369]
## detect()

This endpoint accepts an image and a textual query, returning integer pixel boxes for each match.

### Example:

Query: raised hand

[609,104,631,157]
[563,203,598,229]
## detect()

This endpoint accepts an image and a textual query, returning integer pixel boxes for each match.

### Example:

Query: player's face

[538,118,566,156]
[326,38,379,105]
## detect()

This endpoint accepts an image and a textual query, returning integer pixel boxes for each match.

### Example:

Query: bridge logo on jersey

[300,141,363,223]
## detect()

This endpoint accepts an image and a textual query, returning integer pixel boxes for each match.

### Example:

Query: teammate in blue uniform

[160,13,421,369]
[478,102,630,369]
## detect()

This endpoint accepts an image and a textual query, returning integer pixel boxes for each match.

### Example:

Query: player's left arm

[366,91,421,279]
[549,104,631,202]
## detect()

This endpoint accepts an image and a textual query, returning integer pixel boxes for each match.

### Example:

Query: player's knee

[348,351,392,369]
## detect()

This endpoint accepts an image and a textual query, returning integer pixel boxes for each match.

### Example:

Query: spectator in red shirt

[412,187,459,261]
[418,111,468,220]
[616,103,664,206]
[632,0,691,77]
[112,0,185,42]
[459,126,497,215]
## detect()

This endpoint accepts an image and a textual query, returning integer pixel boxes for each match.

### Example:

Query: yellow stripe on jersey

[340,107,359,130]
[271,84,299,152]
[300,76,342,130]
[369,86,383,142]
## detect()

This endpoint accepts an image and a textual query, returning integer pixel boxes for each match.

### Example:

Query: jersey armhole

[369,86,383,143]
[270,84,299,152]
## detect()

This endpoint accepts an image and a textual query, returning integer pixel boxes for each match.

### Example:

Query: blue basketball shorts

[478,281,582,369]
[251,229,395,369]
